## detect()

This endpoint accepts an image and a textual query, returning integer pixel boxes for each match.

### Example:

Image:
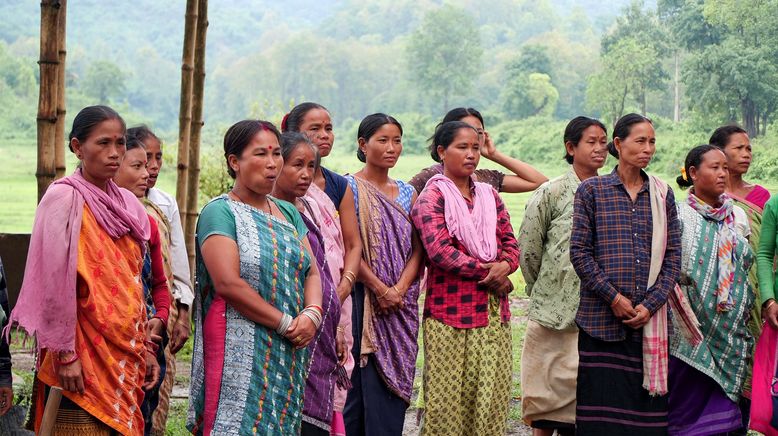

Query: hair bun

[280,113,290,132]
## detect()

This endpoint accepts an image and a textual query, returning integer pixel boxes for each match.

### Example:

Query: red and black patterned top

[411,181,520,328]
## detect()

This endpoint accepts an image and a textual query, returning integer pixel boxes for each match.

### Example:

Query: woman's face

[276,143,317,199]
[459,115,486,146]
[299,108,334,158]
[144,136,163,189]
[438,127,481,179]
[359,123,403,169]
[568,125,608,173]
[114,147,149,198]
[229,130,283,195]
[691,149,729,199]
[614,121,656,169]
[722,132,752,176]
[71,118,126,186]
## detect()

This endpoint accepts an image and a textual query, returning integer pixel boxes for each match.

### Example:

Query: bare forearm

[215,281,283,329]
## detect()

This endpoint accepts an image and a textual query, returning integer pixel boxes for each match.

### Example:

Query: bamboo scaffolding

[36,0,62,203]
[185,0,208,270]
[176,0,199,236]
[54,0,67,179]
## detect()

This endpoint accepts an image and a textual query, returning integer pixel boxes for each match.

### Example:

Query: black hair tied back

[608,113,652,159]
[676,144,719,189]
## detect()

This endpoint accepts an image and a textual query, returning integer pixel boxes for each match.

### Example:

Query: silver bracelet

[301,309,322,329]
[276,313,293,335]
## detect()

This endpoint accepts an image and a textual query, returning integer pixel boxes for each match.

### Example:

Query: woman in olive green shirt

[518,117,608,436]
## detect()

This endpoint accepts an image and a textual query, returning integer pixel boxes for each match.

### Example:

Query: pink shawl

[7,168,150,354]
[427,174,498,262]
[303,183,345,283]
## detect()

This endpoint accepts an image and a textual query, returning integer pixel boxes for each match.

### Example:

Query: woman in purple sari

[343,114,424,435]
[272,132,343,436]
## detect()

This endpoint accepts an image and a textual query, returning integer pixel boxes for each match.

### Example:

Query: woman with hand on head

[668,145,754,435]
[408,107,547,193]
[570,113,681,435]
[518,116,608,436]
[343,114,423,435]
[187,120,322,435]
[282,102,362,434]
[411,121,520,436]
[8,105,157,435]
[271,131,343,436]
[129,124,195,434]
[113,131,173,435]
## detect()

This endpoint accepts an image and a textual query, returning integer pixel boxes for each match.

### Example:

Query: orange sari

[36,205,148,435]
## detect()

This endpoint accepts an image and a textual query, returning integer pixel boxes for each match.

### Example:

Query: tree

[586,37,662,123]
[406,5,483,111]
[83,60,125,104]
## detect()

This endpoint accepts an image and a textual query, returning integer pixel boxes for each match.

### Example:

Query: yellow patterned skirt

[421,295,512,436]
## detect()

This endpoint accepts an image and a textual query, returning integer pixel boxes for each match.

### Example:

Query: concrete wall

[0,234,30,310]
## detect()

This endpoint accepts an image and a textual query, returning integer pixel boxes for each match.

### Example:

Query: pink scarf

[427,174,498,262]
[7,168,149,355]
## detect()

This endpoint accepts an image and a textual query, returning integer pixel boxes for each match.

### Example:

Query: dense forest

[1,0,777,180]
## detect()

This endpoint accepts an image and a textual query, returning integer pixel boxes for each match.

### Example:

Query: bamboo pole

[185,0,208,271]
[36,0,62,203]
[176,0,199,236]
[54,0,67,179]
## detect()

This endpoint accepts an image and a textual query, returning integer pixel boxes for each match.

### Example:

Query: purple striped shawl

[353,177,420,402]
[301,212,341,427]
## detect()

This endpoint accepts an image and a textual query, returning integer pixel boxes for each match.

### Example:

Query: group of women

[520,114,778,436]
[5,100,778,436]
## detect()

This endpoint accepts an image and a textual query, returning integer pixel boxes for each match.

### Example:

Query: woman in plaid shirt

[411,121,520,436]
[570,113,681,435]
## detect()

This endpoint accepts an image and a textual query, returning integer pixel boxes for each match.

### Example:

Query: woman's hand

[763,299,778,330]
[478,261,512,290]
[170,305,191,353]
[143,352,161,391]
[57,353,84,394]
[610,293,637,320]
[374,286,404,315]
[336,327,348,365]
[491,277,514,298]
[623,304,651,329]
[0,386,11,416]
[285,315,316,348]
[146,318,165,344]
[480,131,497,159]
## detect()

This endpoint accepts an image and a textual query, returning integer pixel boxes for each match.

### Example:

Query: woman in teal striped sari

[188,120,322,435]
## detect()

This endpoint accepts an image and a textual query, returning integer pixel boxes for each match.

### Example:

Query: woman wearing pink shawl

[411,121,520,436]
[282,102,363,435]
[7,106,159,435]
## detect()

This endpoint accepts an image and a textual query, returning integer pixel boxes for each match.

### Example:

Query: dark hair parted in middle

[709,125,747,150]
[125,129,147,152]
[429,121,478,162]
[607,113,652,158]
[356,113,404,163]
[127,125,159,146]
[68,105,126,152]
[677,144,720,189]
[223,120,282,179]
[563,116,607,164]
[280,131,320,170]
[281,102,328,133]
[441,107,484,127]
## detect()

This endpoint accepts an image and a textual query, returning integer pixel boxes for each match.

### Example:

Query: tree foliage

[406,5,483,112]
